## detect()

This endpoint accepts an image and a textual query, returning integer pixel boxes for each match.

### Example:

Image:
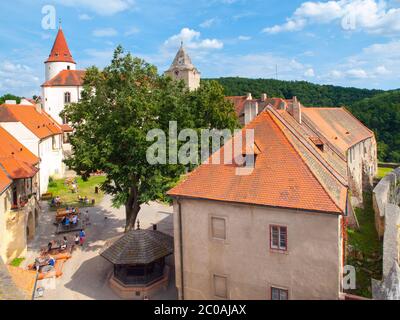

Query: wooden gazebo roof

[100,230,173,265]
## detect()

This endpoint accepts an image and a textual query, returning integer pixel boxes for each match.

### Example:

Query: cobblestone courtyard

[22,195,177,300]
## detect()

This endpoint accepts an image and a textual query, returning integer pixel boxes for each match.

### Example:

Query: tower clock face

[178,57,184,65]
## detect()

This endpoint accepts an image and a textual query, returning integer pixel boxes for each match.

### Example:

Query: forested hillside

[350,91,400,163]
[206,77,383,107]
[206,77,399,163]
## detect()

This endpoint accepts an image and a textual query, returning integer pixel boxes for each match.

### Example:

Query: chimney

[35,103,43,114]
[261,93,267,102]
[246,93,252,100]
[291,96,302,124]
[5,100,16,105]
[244,101,259,125]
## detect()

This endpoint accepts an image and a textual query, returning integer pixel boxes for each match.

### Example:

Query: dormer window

[309,136,325,152]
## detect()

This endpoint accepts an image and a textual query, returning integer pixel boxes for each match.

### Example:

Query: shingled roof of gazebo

[100,229,173,265]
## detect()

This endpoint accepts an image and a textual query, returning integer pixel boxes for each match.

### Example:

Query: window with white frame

[270,225,287,251]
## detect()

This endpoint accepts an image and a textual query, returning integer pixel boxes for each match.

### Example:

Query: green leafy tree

[63,46,238,231]
[0,94,21,104]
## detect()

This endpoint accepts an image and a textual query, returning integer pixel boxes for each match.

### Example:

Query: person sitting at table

[84,196,89,204]
[51,198,56,207]
[72,215,78,225]
[64,217,70,227]
[47,242,53,252]
[61,237,68,250]
[48,256,56,267]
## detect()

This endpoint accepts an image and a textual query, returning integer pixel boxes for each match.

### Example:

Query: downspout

[177,197,185,300]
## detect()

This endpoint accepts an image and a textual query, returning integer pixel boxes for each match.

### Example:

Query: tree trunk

[125,185,141,232]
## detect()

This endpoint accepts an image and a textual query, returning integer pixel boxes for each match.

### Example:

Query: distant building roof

[101,230,174,265]
[301,107,374,156]
[45,27,75,64]
[42,70,85,87]
[168,108,347,215]
[0,104,62,139]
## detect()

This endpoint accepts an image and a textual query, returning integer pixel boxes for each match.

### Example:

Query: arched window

[64,92,71,104]
[67,65,71,70]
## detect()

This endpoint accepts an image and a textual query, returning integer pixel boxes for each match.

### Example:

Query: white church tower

[165,43,201,91]
[42,24,84,124]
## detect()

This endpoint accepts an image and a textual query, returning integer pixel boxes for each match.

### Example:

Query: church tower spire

[165,43,201,91]
[44,25,76,81]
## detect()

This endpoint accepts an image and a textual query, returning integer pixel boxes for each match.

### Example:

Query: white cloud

[92,28,118,37]
[79,14,93,20]
[322,39,399,88]
[0,61,40,96]
[200,18,216,28]
[237,35,252,41]
[125,27,140,36]
[53,0,135,16]
[304,68,315,77]
[263,0,400,35]
[164,28,223,50]
[346,68,368,78]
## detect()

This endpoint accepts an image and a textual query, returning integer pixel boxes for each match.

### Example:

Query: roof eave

[168,194,344,216]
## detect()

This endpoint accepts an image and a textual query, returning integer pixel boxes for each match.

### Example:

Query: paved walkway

[24,195,177,300]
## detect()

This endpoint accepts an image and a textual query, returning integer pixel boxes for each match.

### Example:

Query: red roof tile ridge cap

[267,108,345,214]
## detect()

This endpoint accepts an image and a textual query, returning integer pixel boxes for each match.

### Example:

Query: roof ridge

[267,108,345,214]
[269,107,347,184]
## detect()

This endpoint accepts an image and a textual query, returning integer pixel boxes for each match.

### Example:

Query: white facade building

[0,104,64,195]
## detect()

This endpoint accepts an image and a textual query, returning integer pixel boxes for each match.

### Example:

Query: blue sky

[0,0,399,97]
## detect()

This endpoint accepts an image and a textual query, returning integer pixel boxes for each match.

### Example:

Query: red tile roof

[0,127,39,166]
[0,104,62,139]
[302,107,374,156]
[168,109,347,215]
[42,70,85,87]
[0,157,38,180]
[0,168,12,193]
[45,28,75,64]
[61,124,73,132]
[0,126,40,181]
